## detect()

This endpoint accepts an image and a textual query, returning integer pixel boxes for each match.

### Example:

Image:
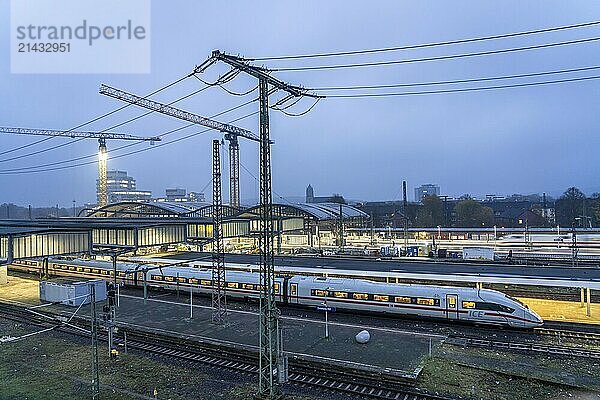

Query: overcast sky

[1,1,600,206]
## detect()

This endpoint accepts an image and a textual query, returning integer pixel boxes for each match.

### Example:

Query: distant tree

[415,195,444,227]
[454,199,494,227]
[555,187,586,225]
[588,194,600,227]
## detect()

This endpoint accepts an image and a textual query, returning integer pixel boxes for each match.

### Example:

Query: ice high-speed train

[497,233,600,247]
[10,258,543,328]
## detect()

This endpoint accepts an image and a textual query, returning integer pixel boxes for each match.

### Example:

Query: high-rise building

[166,188,187,202]
[97,170,152,204]
[414,184,440,202]
[188,191,206,202]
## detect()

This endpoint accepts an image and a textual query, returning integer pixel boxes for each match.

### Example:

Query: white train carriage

[289,276,542,328]
[148,266,285,302]
[8,258,542,328]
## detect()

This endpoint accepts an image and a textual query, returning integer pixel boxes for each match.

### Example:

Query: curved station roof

[85,201,368,221]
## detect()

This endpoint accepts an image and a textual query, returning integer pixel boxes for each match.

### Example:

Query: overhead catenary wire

[239,161,295,206]
[322,74,600,98]
[0,92,262,173]
[0,106,259,175]
[0,72,193,162]
[252,20,600,60]
[193,74,259,97]
[274,98,321,117]
[269,36,600,72]
[311,65,600,91]
[0,137,54,156]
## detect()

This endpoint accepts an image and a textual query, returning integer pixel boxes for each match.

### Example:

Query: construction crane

[99,84,258,208]
[0,127,160,207]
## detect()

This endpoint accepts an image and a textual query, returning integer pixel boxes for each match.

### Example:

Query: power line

[0,106,259,175]
[0,137,53,156]
[239,161,294,206]
[270,36,600,72]
[274,98,321,117]
[0,73,192,162]
[312,65,600,91]
[0,89,262,173]
[322,74,600,98]
[253,20,600,60]
[0,124,195,173]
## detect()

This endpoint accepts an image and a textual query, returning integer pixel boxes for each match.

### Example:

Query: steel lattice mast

[226,134,240,208]
[0,126,160,208]
[211,139,227,323]
[196,50,321,399]
[99,84,258,208]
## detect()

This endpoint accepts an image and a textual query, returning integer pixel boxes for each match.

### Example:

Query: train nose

[526,309,543,326]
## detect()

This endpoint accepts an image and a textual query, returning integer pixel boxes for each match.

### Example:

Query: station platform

[517,297,600,325]
[111,294,442,378]
[0,276,443,379]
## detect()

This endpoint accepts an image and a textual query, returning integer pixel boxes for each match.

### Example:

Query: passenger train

[496,233,600,247]
[10,258,543,328]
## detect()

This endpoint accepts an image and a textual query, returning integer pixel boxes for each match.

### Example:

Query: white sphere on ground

[355,330,370,344]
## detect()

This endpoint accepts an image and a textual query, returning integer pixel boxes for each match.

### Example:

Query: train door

[446,294,458,320]
[289,282,299,304]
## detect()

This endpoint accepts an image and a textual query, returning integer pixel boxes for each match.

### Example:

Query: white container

[40,279,106,306]
[462,247,495,261]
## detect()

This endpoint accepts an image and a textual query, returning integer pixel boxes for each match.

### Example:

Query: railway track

[0,302,451,400]
[446,335,600,359]
[535,327,600,341]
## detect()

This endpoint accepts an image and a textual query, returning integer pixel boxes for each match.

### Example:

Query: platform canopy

[239,202,369,222]
[84,201,240,219]
[0,227,91,264]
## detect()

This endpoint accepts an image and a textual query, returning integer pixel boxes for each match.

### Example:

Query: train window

[395,296,412,304]
[77,267,84,272]
[473,302,515,313]
[242,283,254,290]
[177,277,187,283]
[498,305,515,313]
[312,289,328,297]
[101,270,109,275]
[416,298,437,306]
[227,282,239,289]
[69,266,77,271]
[151,275,163,281]
[462,301,475,309]
[200,280,212,286]
[373,295,389,302]
[505,294,526,307]
[447,297,457,308]
[92,269,100,274]
[290,284,297,296]
[333,291,348,298]
[164,276,175,282]
[352,293,369,300]
[118,272,126,278]
[84,268,92,273]
[189,278,199,284]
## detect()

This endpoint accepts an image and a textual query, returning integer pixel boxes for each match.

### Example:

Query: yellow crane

[0,126,160,207]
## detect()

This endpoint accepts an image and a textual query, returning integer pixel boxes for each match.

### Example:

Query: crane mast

[99,84,258,208]
[0,126,160,207]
